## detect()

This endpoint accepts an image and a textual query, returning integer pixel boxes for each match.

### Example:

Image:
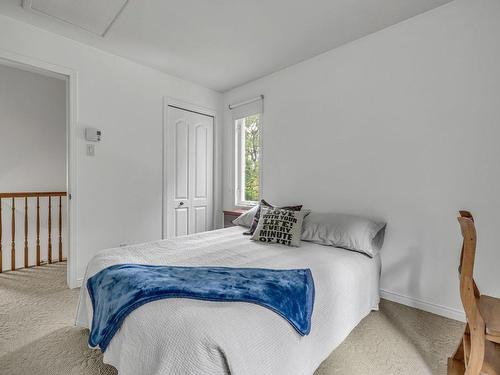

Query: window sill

[224,208,249,216]
[235,201,258,209]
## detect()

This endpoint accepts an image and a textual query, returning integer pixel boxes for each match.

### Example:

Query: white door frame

[162,97,218,239]
[0,49,79,288]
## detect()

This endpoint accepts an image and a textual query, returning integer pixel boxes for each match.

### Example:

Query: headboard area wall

[222,0,500,320]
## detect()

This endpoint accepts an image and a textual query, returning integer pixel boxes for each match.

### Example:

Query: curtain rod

[228,95,264,110]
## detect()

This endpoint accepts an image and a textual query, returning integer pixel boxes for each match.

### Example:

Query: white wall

[0,63,66,191]
[0,14,223,284]
[0,63,67,270]
[223,0,500,319]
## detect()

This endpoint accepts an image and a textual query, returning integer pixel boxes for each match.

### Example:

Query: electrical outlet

[86,144,95,156]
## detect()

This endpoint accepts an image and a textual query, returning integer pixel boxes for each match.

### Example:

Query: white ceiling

[22,0,128,36]
[0,0,453,92]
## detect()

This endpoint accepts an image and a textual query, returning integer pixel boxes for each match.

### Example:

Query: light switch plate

[86,144,95,156]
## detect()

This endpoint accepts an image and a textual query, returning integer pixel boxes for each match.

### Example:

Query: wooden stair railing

[0,192,67,272]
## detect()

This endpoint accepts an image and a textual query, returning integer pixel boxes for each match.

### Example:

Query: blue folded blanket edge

[87,264,315,351]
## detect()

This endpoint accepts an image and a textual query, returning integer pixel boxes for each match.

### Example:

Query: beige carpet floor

[0,263,465,375]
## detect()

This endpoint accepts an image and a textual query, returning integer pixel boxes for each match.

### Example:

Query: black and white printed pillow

[244,199,303,235]
[250,207,306,247]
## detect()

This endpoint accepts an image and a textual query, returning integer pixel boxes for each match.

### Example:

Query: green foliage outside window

[244,115,260,202]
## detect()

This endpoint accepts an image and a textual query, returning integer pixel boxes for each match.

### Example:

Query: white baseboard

[380,289,465,322]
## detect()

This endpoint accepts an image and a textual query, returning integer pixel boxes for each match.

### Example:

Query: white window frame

[234,114,262,207]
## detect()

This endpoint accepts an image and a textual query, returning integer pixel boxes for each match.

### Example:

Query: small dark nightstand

[223,209,248,228]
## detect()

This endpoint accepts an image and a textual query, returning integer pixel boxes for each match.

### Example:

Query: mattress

[76,226,380,375]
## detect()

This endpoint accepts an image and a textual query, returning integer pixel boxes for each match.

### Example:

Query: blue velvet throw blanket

[87,264,315,351]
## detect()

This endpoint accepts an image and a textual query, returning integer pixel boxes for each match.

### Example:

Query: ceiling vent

[22,0,129,37]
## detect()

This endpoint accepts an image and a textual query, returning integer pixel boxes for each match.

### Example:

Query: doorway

[0,54,76,288]
[164,103,215,238]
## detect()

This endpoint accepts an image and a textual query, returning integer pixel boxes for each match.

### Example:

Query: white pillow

[251,207,306,247]
[232,205,259,227]
[301,212,386,257]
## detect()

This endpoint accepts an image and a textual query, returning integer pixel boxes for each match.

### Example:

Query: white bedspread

[76,226,380,375]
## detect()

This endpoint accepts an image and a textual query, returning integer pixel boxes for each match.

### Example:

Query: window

[235,114,261,206]
[230,95,263,207]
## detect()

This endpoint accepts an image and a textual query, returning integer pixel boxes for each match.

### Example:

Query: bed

[76,226,381,375]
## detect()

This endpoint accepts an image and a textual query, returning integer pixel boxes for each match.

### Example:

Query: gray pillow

[232,205,259,227]
[251,207,306,247]
[301,212,386,257]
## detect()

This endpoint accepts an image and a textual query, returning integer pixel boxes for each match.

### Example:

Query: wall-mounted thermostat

[85,127,102,142]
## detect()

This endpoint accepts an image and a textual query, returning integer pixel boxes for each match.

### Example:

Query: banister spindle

[0,198,3,273]
[11,197,15,271]
[24,197,28,268]
[48,196,52,264]
[36,197,40,266]
[58,196,62,262]
[0,192,67,270]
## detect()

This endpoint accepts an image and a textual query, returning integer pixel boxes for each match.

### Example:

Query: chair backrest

[458,210,474,275]
[457,211,483,329]
[458,214,477,280]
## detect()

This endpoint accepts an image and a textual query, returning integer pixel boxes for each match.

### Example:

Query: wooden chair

[448,211,500,375]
